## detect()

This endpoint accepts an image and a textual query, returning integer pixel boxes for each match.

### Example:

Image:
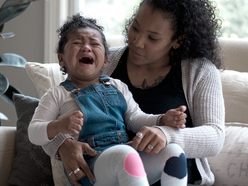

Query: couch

[0,37,248,186]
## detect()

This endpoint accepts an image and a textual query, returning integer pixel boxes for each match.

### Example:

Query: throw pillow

[208,122,248,186]
[8,94,54,186]
[220,70,248,123]
[25,62,67,98]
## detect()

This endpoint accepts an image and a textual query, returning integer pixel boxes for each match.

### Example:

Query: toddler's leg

[94,145,149,186]
[140,143,187,186]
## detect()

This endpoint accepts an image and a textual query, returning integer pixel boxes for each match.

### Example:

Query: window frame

[44,0,80,63]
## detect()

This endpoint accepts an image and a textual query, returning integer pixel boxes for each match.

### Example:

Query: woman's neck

[126,58,172,90]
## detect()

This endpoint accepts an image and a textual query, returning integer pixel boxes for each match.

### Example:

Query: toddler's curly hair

[56,13,109,56]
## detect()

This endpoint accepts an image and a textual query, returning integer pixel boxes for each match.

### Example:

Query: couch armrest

[0,126,16,186]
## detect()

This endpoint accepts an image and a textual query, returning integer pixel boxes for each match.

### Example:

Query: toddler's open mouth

[79,57,93,64]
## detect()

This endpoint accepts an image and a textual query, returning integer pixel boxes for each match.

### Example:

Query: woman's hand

[58,139,98,186]
[131,126,167,155]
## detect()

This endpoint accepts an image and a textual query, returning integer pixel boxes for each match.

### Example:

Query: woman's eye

[132,25,138,32]
[149,37,158,41]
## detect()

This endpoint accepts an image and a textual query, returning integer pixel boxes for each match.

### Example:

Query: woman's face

[128,3,179,67]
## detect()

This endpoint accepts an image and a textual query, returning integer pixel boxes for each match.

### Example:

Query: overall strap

[60,76,113,105]
[60,79,87,123]
[60,79,80,94]
[60,75,111,92]
[99,75,111,86]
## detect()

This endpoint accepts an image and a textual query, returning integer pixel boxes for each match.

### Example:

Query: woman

[49,0,225,185]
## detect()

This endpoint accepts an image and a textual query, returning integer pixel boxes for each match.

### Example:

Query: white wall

[0,0,45,63]
[0,0,45,126]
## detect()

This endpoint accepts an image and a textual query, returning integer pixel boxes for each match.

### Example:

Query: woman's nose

[133,34,145,49]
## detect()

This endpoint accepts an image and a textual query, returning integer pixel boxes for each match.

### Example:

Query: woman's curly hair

[57,14,109,74]
[124,0,223,69]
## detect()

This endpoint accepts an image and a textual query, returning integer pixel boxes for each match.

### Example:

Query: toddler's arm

[47,110,84,139]
[158,105,187,129]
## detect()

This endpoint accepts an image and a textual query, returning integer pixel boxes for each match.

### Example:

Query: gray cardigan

[103,46,225,186]
[42,46,225,186]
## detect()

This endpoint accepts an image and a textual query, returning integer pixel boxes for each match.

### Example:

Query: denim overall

[61,75,129,185]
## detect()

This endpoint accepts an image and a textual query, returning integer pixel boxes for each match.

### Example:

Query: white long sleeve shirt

[28,77,159,153]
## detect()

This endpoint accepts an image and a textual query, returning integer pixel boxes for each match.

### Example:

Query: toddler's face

[58,27,107,85]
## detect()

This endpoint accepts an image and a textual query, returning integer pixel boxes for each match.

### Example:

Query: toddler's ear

[103,56,108,68]
[58,54,64,66]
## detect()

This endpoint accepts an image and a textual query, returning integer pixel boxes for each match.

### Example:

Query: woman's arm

[58,139,98,186]
[157,60,225,158]
[129,60,225,157]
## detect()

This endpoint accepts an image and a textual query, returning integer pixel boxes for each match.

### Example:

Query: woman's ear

[173,35,185,49]
[173,42,180,49]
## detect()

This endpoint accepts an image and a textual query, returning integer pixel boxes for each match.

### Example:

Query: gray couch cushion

[8,94,54,186]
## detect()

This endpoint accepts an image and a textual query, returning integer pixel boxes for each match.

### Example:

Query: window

[44,0,140,63]
[78,0,248,39]
[215,0,248,38]
[45,0,248,63]
[77,0,140,37]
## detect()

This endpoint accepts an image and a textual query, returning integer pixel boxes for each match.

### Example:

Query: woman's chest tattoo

[140,75,166,89]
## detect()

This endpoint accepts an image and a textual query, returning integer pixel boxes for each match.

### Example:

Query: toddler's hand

[58,110,84,135]
[159,105,187,129]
